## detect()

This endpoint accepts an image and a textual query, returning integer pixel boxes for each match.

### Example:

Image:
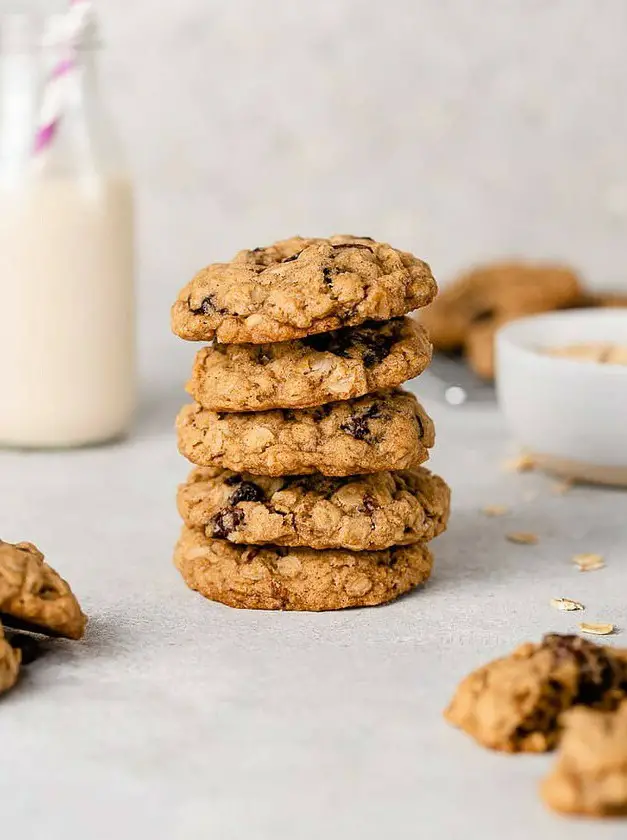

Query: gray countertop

[1,374,626,840]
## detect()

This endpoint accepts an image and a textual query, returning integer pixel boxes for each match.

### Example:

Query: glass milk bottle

[0,11,135,448]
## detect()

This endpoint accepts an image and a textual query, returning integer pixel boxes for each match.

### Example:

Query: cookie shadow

[428,507,572,589]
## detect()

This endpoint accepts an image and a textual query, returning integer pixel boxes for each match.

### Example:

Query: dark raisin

[190,294,228,316]
[303,321,401,365]
[361,494,377,514]
[230,481,265,504]
[340,403,382,441]
[543,634,627,705]
[282,251,302,263]
[357,321,401,368]
[312,404,333,421]
[331,243,373,252]
[239,547,260,563]
[322,267,334,287]
[252,247,263,253]
[211,508,245,539]
[282,409,296,421]
[224,474,242,486]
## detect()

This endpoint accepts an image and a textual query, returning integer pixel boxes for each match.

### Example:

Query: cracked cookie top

[176,389,435,477]
[0,540,87,640]
[172,235,437,344]
[187,317,432,412]
[174,526,434,611]
[178,466,450,551]
[445,634,627,753]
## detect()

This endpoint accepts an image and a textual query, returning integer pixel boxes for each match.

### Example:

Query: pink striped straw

[34,0,93,154]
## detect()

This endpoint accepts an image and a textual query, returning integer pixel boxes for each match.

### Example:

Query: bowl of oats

[495,309,627,485]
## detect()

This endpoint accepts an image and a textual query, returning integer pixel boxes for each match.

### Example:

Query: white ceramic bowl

[496,309,627,485]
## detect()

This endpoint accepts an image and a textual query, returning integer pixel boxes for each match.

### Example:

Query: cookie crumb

[503,453,536,473]
[550,597,584,612]
[572,553,604,572]
[506,532,539,545]
[482,504,509,517]
[578,622,615,636]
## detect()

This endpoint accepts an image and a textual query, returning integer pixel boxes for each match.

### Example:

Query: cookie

[174,526,433,611]
[540,702,627,817]
[171,235,437,344]
[420,261,583,379]
[177,466,450,551]
[463,319,506,381]
[176,389,435,477]
[445,634,627,753]
[0,623,20,696]
[187,317,432,412]
[0,540,87,640]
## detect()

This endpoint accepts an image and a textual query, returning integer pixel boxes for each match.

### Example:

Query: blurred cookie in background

[419,260,626,380]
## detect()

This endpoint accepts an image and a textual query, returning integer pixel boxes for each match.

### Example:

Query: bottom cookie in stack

[175,467,451,611]
[174,527,434,611]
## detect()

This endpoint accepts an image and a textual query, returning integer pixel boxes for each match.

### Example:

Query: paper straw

[34,0,93,154]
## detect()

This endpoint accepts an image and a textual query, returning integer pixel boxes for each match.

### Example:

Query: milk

[0,175,136,447]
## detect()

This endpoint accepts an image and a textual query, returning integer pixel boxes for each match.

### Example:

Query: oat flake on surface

[482,504,509,517]
[506,532,539,545]
[572,553,605,572]
[579,622,615,636]
[550,598,584,612]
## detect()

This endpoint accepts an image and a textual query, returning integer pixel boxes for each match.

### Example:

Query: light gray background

[2,3,627,838]
[99,0,627,391]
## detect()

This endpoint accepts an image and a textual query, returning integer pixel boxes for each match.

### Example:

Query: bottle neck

[0,45,121,177]
[0,11,117,178]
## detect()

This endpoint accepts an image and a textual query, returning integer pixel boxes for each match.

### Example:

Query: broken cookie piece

[0,540,87,640]
[541,702,627,817]
[0,622,21,697]
[445,634,627,753]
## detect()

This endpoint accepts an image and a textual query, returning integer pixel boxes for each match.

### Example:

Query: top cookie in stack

[171,235,450,611]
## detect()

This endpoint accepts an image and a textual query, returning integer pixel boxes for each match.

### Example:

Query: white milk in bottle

[0,10,135,447]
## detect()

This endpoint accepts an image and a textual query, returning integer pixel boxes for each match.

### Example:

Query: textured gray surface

[1,377,626,839]
[2,2,627,834]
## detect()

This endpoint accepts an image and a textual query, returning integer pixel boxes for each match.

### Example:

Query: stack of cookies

[171,235,450,611]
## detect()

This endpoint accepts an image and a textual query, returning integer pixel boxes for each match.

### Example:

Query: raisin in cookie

[0,540,87,640]
[176,389,435,477]
[178,466,450,551]
[174,526,433,611]
[445,634,627,753]
[0,623,20,696]
[188,317,432,412]
[541,702,627,817]
[172,235,437,344]
[420,261,583,379]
